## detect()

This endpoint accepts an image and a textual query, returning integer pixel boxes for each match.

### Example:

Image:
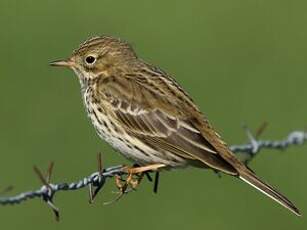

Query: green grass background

[0,0,306,229]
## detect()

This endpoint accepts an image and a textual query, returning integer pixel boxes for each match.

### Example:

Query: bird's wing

[95,73,237,175]
[94,72,300,216]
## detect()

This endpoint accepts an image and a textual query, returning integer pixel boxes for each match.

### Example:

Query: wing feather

[96,74,237,175]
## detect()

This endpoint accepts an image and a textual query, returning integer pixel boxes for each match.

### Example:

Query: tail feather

[239,169,301,216]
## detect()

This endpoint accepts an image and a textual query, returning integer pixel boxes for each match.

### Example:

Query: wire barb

[89,152,105,203]
[153,172,160,194]
[255,122,268,139]
[242,124,259,154]
[46,161,54,184]
[33,163,60,221]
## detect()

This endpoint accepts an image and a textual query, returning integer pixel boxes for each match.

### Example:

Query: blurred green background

[0,0,306,229]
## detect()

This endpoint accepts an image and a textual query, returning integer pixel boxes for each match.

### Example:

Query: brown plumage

[51,35,300,216]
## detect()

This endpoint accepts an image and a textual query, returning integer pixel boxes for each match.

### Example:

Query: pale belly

[84,93,187,167]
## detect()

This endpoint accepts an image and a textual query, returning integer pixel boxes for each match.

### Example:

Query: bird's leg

[115,164,164,194]
[132,163,153,182]
[131,164,159,193]
[124,163,165,174]
[124,163,165,189]
[105,163,165,205]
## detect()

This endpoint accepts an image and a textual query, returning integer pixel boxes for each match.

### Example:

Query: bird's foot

[123,163,165,189]
[104,163,165,205]
[118,163,165,191]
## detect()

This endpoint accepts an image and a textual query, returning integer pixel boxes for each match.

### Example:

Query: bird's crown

[72,35,137,59]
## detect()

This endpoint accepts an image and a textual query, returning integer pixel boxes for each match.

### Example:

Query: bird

[50,35,300,216]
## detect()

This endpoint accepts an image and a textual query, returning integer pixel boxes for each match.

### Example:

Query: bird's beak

[49,58,75,68]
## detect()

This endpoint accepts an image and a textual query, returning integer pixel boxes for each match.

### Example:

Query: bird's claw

[104,163,165,204]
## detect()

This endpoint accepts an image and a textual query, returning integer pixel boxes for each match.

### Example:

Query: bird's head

[50,36,137,84]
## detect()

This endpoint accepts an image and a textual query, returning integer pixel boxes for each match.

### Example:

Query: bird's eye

[85,55,96,64]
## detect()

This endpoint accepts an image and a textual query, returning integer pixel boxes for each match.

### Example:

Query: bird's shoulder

[95,63,199,116]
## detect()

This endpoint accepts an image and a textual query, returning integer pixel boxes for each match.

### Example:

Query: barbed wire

[0,125,306,221]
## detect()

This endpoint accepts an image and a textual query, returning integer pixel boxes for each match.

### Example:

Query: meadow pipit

[51,36,300,216]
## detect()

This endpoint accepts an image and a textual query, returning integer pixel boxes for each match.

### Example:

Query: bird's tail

[238,168,301,216]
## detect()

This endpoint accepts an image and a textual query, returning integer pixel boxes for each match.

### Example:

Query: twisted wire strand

[230,130,306,163]
[0,165,125,205]
[0,129,306,220]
